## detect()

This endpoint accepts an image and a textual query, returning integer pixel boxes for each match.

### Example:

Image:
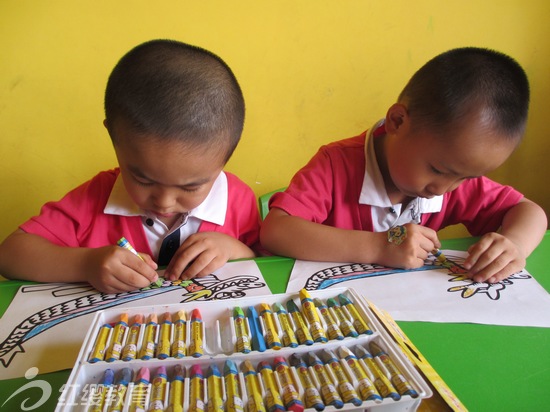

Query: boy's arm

[261,208,440,268]
[0,229,158,292]
[464,198,548,282]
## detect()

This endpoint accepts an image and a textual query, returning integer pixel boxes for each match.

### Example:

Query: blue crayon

[109,367,132,412]
[88,369,114,412]
[247,306,267,352]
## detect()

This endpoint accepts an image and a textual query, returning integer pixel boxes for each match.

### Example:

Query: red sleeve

[20,170,118,247]
[422,176,524,236]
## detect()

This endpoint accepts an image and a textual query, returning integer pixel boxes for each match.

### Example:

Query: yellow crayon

[299,289,327,343]
[369,342,419,398]
[337,294,372,335]
[190,309,204,357]
[149,366,168,412]
[105,313,129,362]
[122,314,143,361]
[241,361,266,412]
[157,312,172,359]
[233,306,251,353]
[304,352,343,409]
[129,367,150,412]
[273,357,304,412]
[272,302,298,348]
[337,346,381,402]
[258,361,286,412]
[224,360,244,412]
[171,310,187,358]
[189,364,206,412]
[354,345,400,401]
[206,364,224,412]
[259,303,282,350]
[89,323,112,363]
[107,367,132,412]
[286,300,314,346]
[326,298,358,338]
[88,369,114,412]
[319,349,362,406]
[314,299,344,341]
[139,313,158,360]
[288,354,324,411]
[168,364,185,412]
[117,237,145,261]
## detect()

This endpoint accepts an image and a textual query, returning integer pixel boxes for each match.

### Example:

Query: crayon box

[56,287,432,412]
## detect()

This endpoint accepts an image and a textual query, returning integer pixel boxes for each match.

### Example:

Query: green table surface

[1,233,549,411]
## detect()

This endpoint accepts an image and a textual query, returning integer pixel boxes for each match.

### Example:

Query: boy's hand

[164,232,255,281]
[85,246,158,293]
[377,223,440,269]
[462,232,526,283]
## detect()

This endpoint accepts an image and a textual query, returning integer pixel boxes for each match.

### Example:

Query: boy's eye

[180,186,201,193]
[135,179,154,187]
[430,166,443,175]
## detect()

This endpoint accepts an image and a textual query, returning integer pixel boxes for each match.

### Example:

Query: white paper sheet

[0,260,270,380]
[286,250,550,328]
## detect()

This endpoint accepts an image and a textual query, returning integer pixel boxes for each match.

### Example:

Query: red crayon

[189,309,204,357]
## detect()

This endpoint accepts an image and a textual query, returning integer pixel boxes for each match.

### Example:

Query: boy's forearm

[261,210,382,262]
[0,230,89,283]
[500,199,548,257]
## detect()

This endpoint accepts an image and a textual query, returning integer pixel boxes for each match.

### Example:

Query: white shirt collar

[359,119,443,214]
[104,171,228,226]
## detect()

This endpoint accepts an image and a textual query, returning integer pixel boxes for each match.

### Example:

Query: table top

[1,233,549,411]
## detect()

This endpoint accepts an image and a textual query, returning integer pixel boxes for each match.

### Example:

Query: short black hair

[398,47,530,139]
[105,39,245,162]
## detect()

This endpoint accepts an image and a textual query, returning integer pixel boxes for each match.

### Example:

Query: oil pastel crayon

[304,352,344,409]
[117,237,145,261]
[286,300,314,346]
[157,312,172,359]
[167,364,185,412]
[122,314,143,361]
[89,323,112,363]
[190,308,204,357]
[257,361,286,412]
[129,367,150,412]
[247,306,267,352]
[206,364,224,412]
[171,310,187,359]
[273,356,305,412]
[149,366,168,412]
[107,367,132,412]
[105,313,129,362]
[189,364,206,412]
[233,306,251,353]
[241,360,266,412]
[326,298,358,338]
[337,294,372,335]
[337,346,382,403]
[88,368,114,412]
[299,289,328,343]
[224,360,245,412]
[272,302,298,348]
[139,313,158,360]
[288,354,324,411]
[259,303,282,350]
[354,345,400,401]
[369,341,418,398]
[319,349,362,406]
[432,248,449,265]
[314,298,344,341]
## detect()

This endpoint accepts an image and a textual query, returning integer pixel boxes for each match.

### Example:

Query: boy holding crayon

[0,40,260,292]
[261,47,547,284]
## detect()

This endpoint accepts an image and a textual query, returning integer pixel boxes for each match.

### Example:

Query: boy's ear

[385,103,409,134]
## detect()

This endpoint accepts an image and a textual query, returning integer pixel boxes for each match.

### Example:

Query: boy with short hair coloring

[261,47,547,284]
[0,39,260,293]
